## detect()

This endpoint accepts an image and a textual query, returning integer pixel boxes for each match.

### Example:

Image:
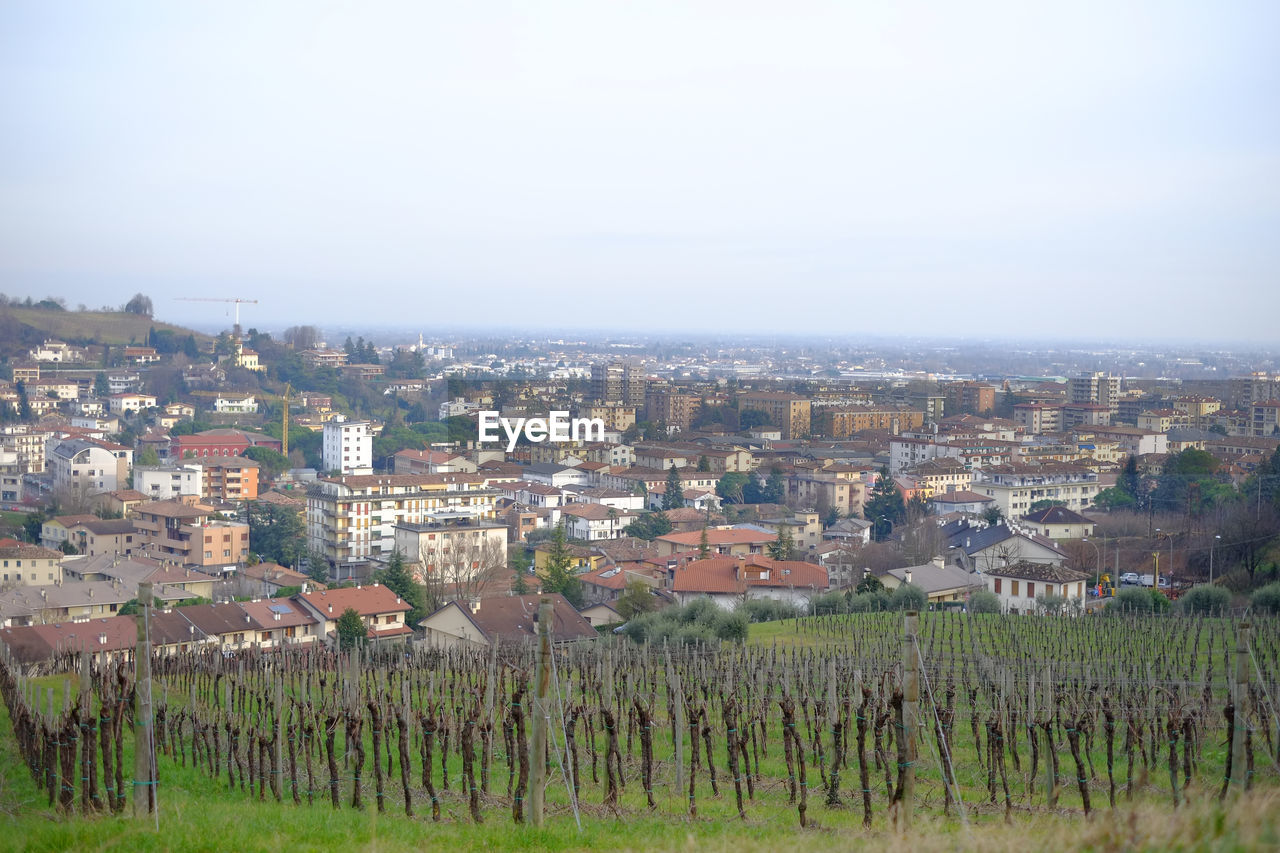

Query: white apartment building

[307,473,500,569]
[971,464,1100,517]
[47,439,133,497]
[133,464,204,501]
[323,419,373,475]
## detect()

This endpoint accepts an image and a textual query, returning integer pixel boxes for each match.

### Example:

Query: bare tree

[418,533,507,609]
[124,293,153,316]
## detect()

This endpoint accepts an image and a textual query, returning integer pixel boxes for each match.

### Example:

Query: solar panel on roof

[268,604,293,614]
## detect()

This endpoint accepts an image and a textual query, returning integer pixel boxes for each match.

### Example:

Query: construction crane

[174,297,259,336]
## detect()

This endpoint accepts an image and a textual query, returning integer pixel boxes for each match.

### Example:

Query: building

[590,362,646,407]
[880,558,984,605]
[971,463,1100,517]
[1070,372,1121,417]
[0,542,64,587]
[106,392,157,415]
[418,593,597,650]
[985,561,1089,614]
[927,490,995,516]
[1,426,52,473]
[666,555,827,610]
[739,392,811,440]
[211,392,259,414]
[1252,400,1280,437]
[47,438,132,498]
[322,419,373,475]
[1013,403,1062,435]
[169,428,282,461]
[134,464,205,502]
[131,500,250,570]
[646,390,701,434]
[1019,505,1096,541]
[904,458,972,497]
[63,518,139,558]
[560,503,637,541]
[943,382,996,416]
[393,519,509,593]
[306,473,498,570]
[812,406,925,439]
[579,404,636,433]
[201,457,260,502]
[293,584,414,647]
[653,528,776,557]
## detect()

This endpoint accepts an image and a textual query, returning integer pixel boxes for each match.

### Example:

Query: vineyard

[2,610,1279,849]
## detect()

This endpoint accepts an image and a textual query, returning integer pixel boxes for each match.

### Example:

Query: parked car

[1119,572,1140,586]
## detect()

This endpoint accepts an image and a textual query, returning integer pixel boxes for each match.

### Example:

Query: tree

[282,326,319,350]
[247,502,306,568]
[763,467,786,504]
[767,524,795,561]
[124,293,153,316]
[418,531,507,611]
[980,505,1004,526]
[855,573,885,594]
[863,467,905,540]
[540,522,583,607]
[968,590,1001,614]
[22,510,46,544]
[625,511,673,541]
[373,549,428,626]
[336,608,368,650]
[305,550,330,585]
[716,472,748,504]
[135,446,160,468]
[889,583,928,611]
[615,580,657,620]
[1029,499,1068,513]
[696,455,712,473]
[93,372,111,397]
[244,446,290,482]
[663,465,684,510]
[739,409,772,430]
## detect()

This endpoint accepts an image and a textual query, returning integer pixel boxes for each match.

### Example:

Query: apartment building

[1013,403,1062,435]
[322,419,373,475]
[47,438,133,497]
[645,389,702,434]
[131,499,250,569]
[590,361,646,407]
[1070,372,1121,416]
[971,464,1100,517]
[812,406,924,439]
[307,473,499,569]
[739,391,811,440]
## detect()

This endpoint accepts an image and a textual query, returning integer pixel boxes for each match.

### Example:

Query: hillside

[0,306,213,354]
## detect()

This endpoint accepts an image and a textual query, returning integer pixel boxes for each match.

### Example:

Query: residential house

[560,503,636,541]
[927,490,996,516]
[0,541,64,587]
[0,616,136,665]
[131,499,250,569]
[985,561,1090,614]
[578,601,625,628]
[293,584,414,647]
[418,593,598,650]
[1019,506,1096,541]
[942,520,1068,573]
[971,463,1100,516]
[653,528,776,558]
[134,464,205,501]
[667,555,827,610]
[107,392,157,415]
[47,438,132,497]
[879,557,984,606]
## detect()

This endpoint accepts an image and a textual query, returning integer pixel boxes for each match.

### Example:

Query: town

[0,295,1277,662]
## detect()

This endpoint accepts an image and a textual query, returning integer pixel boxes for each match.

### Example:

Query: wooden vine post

[133,581,156,819]
[1229,621,1250,794]
[528,598,553,826]
[898,610,919,833]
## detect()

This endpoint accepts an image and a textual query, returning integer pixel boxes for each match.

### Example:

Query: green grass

[2,307,211,348]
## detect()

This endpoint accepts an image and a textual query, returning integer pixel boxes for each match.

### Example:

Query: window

[205,551,212,558]
[1011,580,1019,597]
[1027,582,1035,598]
[993,578,1001,594]
[223,550,230,557]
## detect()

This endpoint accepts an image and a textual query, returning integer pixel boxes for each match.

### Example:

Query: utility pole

[133,581,155,820]
[528,598,554,826]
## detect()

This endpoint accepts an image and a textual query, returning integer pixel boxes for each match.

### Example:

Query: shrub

[1179,585,1232,616]
[679,597,720,626]
[812,591,847,616]
[1251,582,1280,615]
[968,590,1001,614]
[890,583,928,612]
[1035,593,1066,615]
[741,598,800,623]
[673,624,716,646]
[713,611,750,642]
[1111,586,1153,614]
[1150,590,1172,613]
[849,591,891,612]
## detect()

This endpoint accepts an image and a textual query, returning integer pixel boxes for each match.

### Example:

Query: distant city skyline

[2,2,1277,341]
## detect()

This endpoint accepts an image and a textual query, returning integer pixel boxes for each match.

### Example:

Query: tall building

[590,362,646,407]
[739,391,811,440]
[323,420,373,475]
[1070,372,1121,417]
[646,389,702,434]
[943,382,996,416]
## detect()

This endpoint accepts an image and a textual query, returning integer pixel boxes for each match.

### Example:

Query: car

[1119,572,1140,586]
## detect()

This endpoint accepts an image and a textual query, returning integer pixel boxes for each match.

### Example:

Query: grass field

[2,306,211,347]
[3,613,1278,851]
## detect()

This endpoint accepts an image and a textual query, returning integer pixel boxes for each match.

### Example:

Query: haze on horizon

[2,2,1278,342]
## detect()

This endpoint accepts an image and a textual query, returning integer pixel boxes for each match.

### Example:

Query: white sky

[2,1,1278,341]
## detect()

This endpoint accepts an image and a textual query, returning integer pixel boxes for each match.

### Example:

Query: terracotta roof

[0,616,136,664]
[297,583,411,618]
[657,529,776,548]
[672,556,827,595]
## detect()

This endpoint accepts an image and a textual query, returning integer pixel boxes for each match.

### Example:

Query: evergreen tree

[863,467,905,541]
[663,465,684,510]
[767,524,795,561]
[336,608,368,650]
[541,522,584,607]
[763,466,786,504]
[93,372,111,397]
[373,549,428,625]
[697,455,711,472]
[698,525,711,559]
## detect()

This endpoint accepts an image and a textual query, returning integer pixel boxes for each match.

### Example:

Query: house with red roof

[667,555,828,610]
[293,583,413,646]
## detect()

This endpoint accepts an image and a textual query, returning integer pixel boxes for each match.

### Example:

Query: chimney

[469,598,480,614]
[905,569,913,586]
[327,604,333,614]
[931,555,944,569]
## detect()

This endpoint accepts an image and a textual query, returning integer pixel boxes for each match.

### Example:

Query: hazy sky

[2,2,1277,341]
